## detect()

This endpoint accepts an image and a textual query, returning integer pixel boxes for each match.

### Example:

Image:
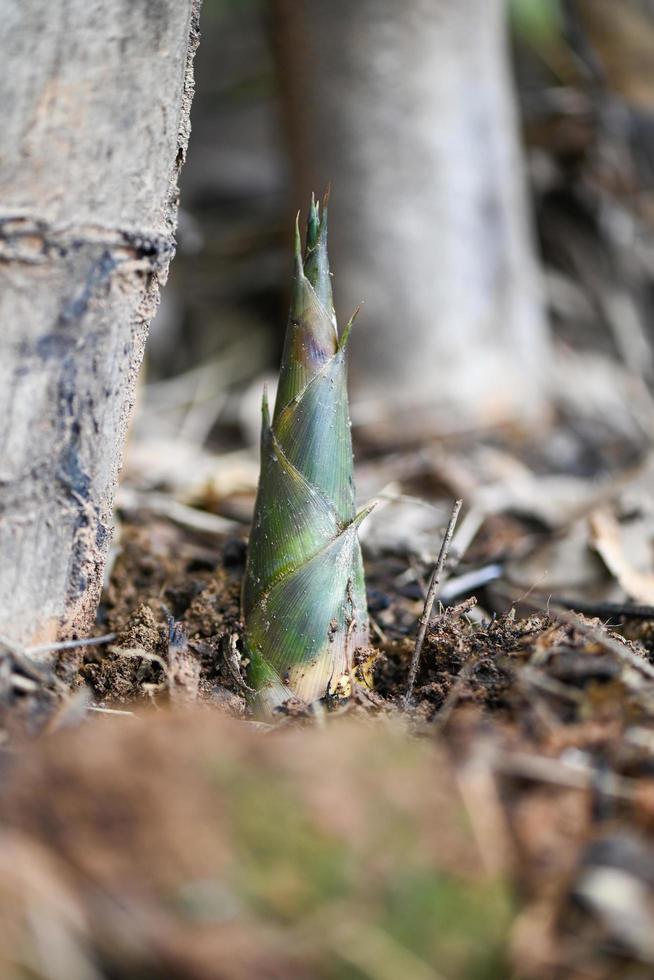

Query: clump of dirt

[82,603,167,702]
[101,518,245,634]
[376,605,561,721]
[78,518,248,713]
[183,568,241,638]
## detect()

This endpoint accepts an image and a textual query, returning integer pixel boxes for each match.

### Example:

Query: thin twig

[492,750,637,800]
[404,499,462,708]
[433,657,479,731]
[553,607,654,682]
[107,646,168,672]
[116,487,239,534]
[549,596,654,621]
[506,593,654,683]
[26,633,116,656]
[519,665,585,704]
[87,705,137,718]
[439,562,503,603]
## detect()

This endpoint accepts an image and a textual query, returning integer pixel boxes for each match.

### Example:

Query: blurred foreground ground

[0,713,512,980]
[5,511,654,978]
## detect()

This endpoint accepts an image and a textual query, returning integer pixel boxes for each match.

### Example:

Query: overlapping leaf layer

[242,197,369,711]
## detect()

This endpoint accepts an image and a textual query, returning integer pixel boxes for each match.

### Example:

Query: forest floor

[3,5,654,974]
[4,421,654,979]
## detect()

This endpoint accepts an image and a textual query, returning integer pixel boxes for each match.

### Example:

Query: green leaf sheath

[242,197,369,712]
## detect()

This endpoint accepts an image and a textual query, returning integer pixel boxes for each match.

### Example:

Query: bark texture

[272,0,549,438]
[0,0,200,645]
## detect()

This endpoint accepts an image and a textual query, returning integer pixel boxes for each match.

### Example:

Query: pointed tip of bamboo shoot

[302,193,334,318]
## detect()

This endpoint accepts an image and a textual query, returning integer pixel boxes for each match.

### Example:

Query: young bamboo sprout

[242,195,370,712]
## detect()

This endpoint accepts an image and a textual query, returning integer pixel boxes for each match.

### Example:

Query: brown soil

[4,512,654,978]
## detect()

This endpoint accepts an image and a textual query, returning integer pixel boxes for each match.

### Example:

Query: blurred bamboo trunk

[271,0,549,440]
[0,1,200,645]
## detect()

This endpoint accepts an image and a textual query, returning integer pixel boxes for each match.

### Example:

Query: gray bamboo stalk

[0,0,201,646]
[271,0,550,440]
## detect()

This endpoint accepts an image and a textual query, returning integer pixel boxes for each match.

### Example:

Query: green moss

[379,873,512,979]
[207,750,512,977]
[224,773,352,921]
